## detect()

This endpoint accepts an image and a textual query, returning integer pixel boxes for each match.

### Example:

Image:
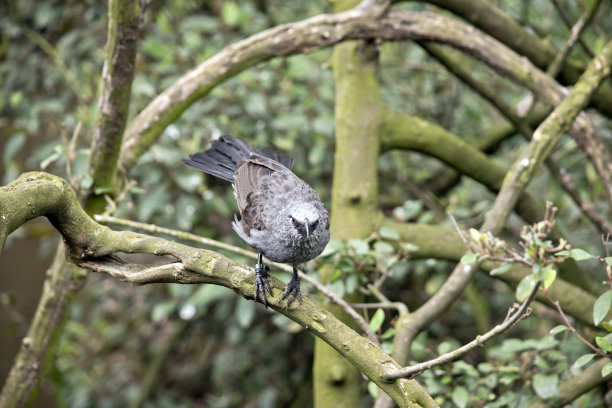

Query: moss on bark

[0,172,436,407]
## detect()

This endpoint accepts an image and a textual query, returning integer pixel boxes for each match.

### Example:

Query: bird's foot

[280,274,302,309]
[254,264,272,307]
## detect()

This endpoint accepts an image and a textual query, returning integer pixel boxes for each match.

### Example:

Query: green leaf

[516,274,538,302]
[469,228,481,242]
[373,241,395,254]
[319,238,345,257]
[381,327,396,340]
[549,325,567,336]
[369,308,385,332]
[602,321,612,332]
[221,1,242,28]
[537,265,556,289]
[572,353,596,370]
[596,336,612,352]
[602,362,612,378]
[460,253,480,265]
[451,386,469,408]
[367,381,379,398]
[594,290,612,326]
[569,248,593,261]
[379,225,400,241]
[345,273,358,294]
[532,373,559,399]
[490,262,512,276]
[605,257,612,266]
[348,238,369,255]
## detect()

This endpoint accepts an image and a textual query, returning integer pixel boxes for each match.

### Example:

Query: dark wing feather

[253,148,294,170]
[234,153,289,212]
[234,153,295,236]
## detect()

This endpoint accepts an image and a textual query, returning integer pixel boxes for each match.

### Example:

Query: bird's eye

[291,216,300,229]
[310,219,319,230]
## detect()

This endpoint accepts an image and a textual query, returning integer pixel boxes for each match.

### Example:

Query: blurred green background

[2,0,612,406]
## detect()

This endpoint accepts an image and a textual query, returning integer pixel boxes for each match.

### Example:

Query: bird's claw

[280,277,302,309]
[254,264,272,307]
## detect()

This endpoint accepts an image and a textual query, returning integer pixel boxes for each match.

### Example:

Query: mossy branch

[379,109,595,291]
[380,219,602,328]
[89,0,140,200]
[528,357,612,407]
[424,0,612,119]
[421,43,612,235]
[0,172,436,408]
[482,39,612,233]
[119,8,612,195]
[384,41,612,370]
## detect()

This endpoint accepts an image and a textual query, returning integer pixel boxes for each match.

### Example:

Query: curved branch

[420,43,612,235]
[424,0,612,118]
[118,0,389,172]
[120,10,612,205]
[94,214,380,344]
[0,172,435,407]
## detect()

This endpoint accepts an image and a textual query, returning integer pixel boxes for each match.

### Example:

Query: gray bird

[183,135,330,307]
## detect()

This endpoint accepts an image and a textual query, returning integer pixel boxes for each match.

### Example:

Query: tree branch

[89,0,140,201]
[424,0,612,118]
[94,214,380,344]
[384,283,539,380]
[0,172,434,407]
[118,9,612,209]
[419,43,612,236]
[529,357,612,407]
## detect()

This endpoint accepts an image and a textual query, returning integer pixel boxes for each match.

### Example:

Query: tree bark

[0,172,437,407]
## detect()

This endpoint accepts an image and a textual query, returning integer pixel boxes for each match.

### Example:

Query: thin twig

[383,283,540,380]
[543,289,603,355]
[95,214,380,344]
[550,0,597,58]
[546,0,602,78]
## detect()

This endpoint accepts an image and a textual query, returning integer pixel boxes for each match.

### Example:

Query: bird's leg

[281,266,302,308]
[254,252,272,307]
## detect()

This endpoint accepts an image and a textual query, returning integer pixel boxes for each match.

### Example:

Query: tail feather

[182,135,294,182]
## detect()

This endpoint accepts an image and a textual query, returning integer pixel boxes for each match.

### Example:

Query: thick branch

[401,42,612,355]
[95,214,380,344]
[424,0,612,118]
[421,43,612,235]
[89,0,140,196]
[381,220,601,327]
[120,10,612,201]
[0,172,435,407]
[379,109,596,290]
[482,39,612,233]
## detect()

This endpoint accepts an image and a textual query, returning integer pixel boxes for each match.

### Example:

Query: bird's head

[288,202,322,240]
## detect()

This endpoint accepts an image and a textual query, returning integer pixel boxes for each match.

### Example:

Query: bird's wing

[233,153,290,214]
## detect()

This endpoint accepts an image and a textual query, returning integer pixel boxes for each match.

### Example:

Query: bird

[183,135,330,308]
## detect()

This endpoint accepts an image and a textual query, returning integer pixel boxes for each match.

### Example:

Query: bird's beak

[305,219,310,238]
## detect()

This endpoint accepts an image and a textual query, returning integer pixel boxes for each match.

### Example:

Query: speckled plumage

[183,135,330,307]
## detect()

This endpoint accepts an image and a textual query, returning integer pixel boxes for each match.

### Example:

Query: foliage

[2,0,612,406]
